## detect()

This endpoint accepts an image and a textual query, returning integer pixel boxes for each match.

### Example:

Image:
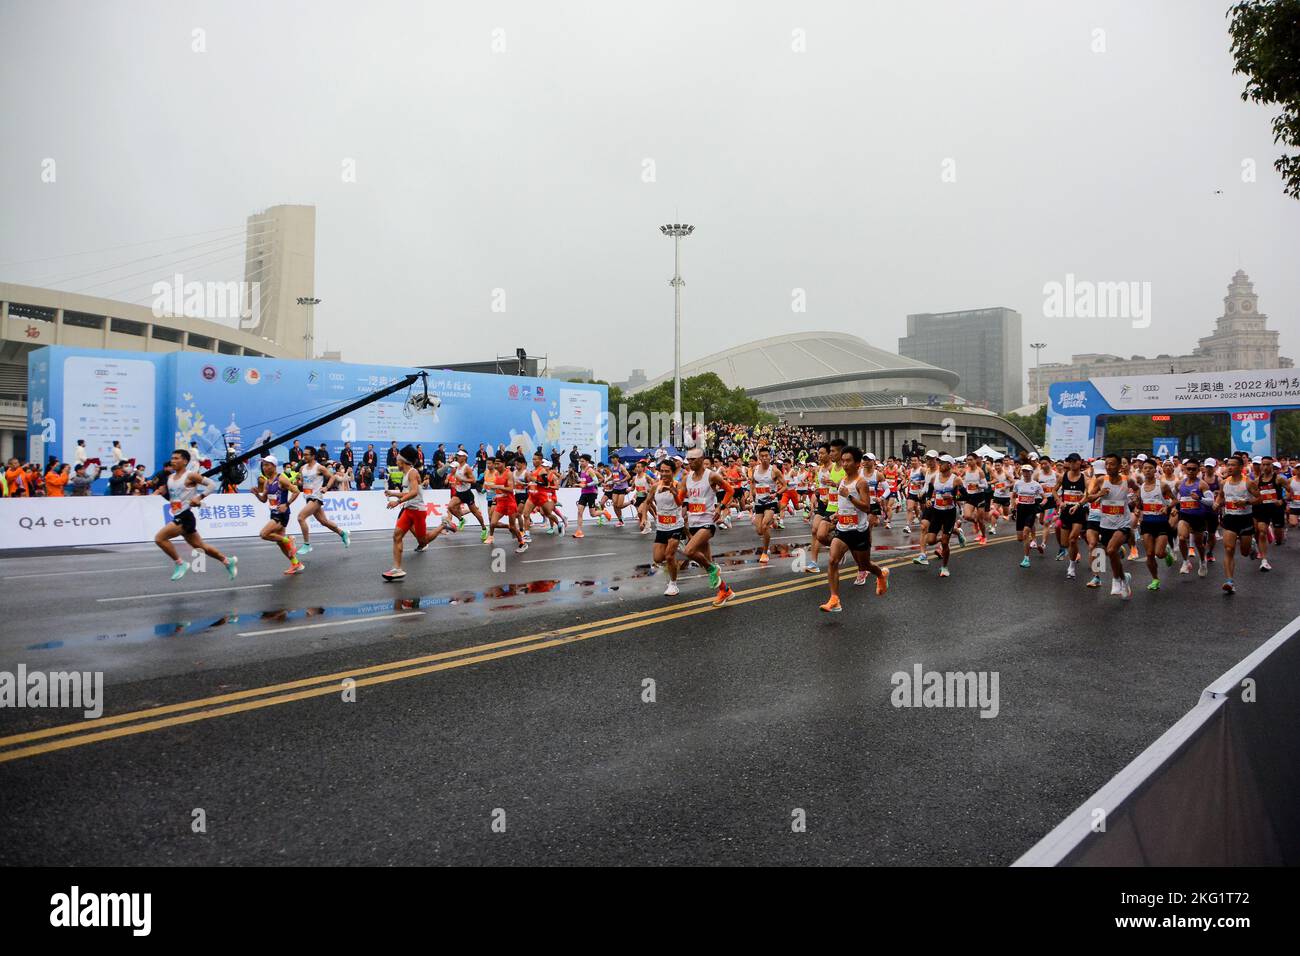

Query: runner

[1012,464,1043,568]
[806,441,845,574]
[1216,454,1261,594]
[632,460,652,534]
[988,460,1012,535]
[960,454,991,545]
[572,455,603,538]
[1136,457,1177,590]
[1056,453,1089,579]
[903,454,927,535]
[1035,453,1058,555]
[1201,457,1222,567]
[679,448,736,606]
[641,458,686,596]
[819,446,889,612]
[1086,453,1136,599]
[152,448,238,582]
[382,444,455,580]
[251,454,304,575]
[484,456,528,552]
[445,449,489,540]
[1253,455,1286,566]
[749,447,785,565]
[295,446,350,554]
[913,454,959,577]
[1175,459,1212,578]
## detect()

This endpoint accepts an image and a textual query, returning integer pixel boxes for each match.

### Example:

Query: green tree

[1228,0,1300,198]
[1003,406,1046,445]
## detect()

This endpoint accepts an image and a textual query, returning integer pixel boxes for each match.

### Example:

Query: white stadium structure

[630,331,1036,458]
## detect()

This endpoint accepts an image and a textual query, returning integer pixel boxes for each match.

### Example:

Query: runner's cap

[1135,454,1148,462]
[1028,452,1039,460]
[1093,461,1107,475]
[1021,464,1033,471]
[925,450,940,458]
[865,452,877,461]
[261,454,279,467]
[1252,456,1263,464]
[1204,457,1218,467]
[939,454,954,463]
[455,450,468,458]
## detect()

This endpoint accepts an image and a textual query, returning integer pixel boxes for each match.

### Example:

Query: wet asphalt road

[2,515,1297,865]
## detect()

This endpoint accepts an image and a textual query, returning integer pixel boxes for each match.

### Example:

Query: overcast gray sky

[3,0,1297,391]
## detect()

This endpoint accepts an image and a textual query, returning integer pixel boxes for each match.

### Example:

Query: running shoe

[803,563,820,574]
[876,567,890,596]
[340,530,351,549]
[639,526,652,535]
[515,543,528,553]
[414,541,429,553]
[1128,545,1139,561]
[598,516,607,526]
[712,584,735,607]
[572,529,585,539]
[1056,547,1067,561]
[616,521,625,528]
[1020,557,1031,568]
[758,551,770,565]
[170,561,189,581]
[1147,578,1160,591]
[284,563,305,576]
[1066,563,1076,579]
[546,525,557,535]
[1222,579,1235,594]
[1110,577,1121,596]
[819,595,842,613]
[956,528,967,546]
[224,556,239,580]
[1086,575,1101,588]
[1122,573,1133,599]
[902,526,911,535]
[458,517,466,530]
[707,564,721,589]
[853,571,868,586]
[977,535,987,545]
[1206,553,1215,563]
[297,543,314,556]
[382,567,406,581]
[1179,560,1190,574]
[1260,559,1272,572]
[480,528,489,542]
[1163,551,1174,567]
[912,552,930,566]
[664,581,680,596]
[988,525,997,536]
[1198,562,1207,578]
[938,567,950,578]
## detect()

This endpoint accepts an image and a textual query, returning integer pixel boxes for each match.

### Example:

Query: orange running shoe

[876,566,890,596]
[819,595,842,613]
[283,562,304,576]
[572,529,585,539]
[712,584,735,607]
[758,551,770,565]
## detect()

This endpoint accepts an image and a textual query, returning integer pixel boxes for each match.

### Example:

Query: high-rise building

[243,204,316,358]
[898,307,1022,412]
[1027,270,1292,404]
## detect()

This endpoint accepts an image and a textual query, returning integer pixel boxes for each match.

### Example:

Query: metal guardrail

[1014,613,1300,866]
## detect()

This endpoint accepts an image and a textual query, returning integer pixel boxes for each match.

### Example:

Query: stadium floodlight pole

[659,223,694,444]
[297,296,321,359]
[1030,342,1046,403]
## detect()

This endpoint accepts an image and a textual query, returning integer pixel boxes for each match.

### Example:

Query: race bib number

[934,494,954,508]
[1100,504,1125,515]
[687,502,707,514]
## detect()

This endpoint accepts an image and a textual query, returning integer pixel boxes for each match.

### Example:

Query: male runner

[251,454,304,575]
[382,444,455,580]
[153,448,238,581]
[295,445,350,555]
[1216,454,1261,593]
[679,448,736,606]
[819,446,889,612]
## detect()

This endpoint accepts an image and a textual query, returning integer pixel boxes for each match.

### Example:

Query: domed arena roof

[629,331,960,395]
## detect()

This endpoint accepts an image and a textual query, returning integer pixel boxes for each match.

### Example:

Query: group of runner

[149,439,1299,606]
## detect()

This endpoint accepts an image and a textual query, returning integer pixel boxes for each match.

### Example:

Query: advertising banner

[1229,411,1274,458]
[28,347,608,477]
[0,489,593,550]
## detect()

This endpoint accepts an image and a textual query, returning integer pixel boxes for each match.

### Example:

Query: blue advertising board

[28,346,607,475]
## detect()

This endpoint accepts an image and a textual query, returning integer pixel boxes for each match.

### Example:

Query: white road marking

[522,552,617,563]
[97,584,272,602]
[5,565,158,580]
[237,611,425,636]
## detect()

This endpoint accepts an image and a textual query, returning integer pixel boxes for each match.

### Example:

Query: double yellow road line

[0,537,1013,765]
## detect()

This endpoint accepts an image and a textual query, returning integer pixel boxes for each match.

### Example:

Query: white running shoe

[1109,577,1121,596]
[1122,572,1133,600]
[664,581,680,596]
[1066,563,1076,579]
[1179,560,1191,575]
[1197,562,1207,578]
